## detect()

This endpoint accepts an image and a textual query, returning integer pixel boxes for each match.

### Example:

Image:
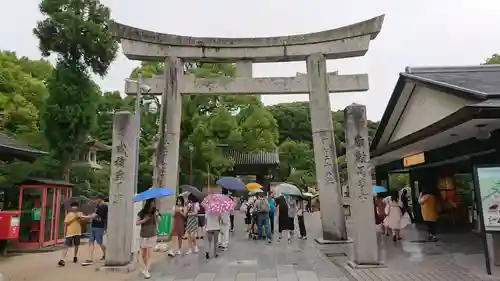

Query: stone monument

[344,104,381,267]
[115,15,384,241]
[104,111,138,268]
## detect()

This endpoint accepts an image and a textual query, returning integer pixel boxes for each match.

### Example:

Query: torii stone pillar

[307,53,347,241]
[155,57,183,212]
[345,104,381,266]
[105,111,137,267]
[115,14,384,241]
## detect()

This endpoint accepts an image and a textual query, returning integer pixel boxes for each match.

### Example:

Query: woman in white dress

[384,191,408,242]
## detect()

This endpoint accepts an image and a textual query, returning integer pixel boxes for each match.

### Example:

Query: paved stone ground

[131,212,500,281]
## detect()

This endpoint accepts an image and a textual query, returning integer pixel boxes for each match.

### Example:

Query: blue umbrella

[372,186,387,194]
[135,187,174,201]
[216,177,246,191]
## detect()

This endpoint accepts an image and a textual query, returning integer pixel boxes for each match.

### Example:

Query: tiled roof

[403,65,500,97]
[224,148,279,165]
[0,132,47,157]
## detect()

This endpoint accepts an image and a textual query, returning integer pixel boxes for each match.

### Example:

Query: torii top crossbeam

[111,15,384,62]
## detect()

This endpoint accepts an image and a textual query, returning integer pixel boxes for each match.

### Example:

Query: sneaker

[167,250,175,257]
[58,260,65,267]
[81,260,93,266]
[73,257,78,263]
[176,250,182,256]
[288,238,292,244]
[144,270,151,279]
[186,249,192,255]
[302,236,307,240]
[267,239,272,244]
[194,247,199,253]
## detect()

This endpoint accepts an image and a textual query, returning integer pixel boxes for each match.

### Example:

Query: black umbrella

[180,185,205,200]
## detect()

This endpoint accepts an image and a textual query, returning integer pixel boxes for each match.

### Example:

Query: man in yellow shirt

[58,202,83,266]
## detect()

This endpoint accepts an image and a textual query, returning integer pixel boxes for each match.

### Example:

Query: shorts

[65,235,81,247]
[139,236,157,249]
[89,227,105,244]
[198,215,206,227]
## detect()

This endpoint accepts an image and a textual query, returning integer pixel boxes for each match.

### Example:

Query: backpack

[255,198,270,213]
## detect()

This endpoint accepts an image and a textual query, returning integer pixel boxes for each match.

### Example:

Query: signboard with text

[475,166,500,232]
[403,153,425,167]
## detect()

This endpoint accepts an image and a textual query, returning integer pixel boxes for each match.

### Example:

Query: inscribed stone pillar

[306,53,347,241]
[106,111,138,266]
[345,104,381,265]
[156,57,183,212]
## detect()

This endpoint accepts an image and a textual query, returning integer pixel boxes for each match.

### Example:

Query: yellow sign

[403,153,425,167]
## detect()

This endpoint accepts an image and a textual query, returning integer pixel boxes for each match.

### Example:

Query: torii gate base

[115,15,384,243]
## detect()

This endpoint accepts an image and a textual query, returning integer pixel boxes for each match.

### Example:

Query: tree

[33,0,118,180]
[485,54,500,65]
[268,101,380,189]
[0,51,52,136]
[130,62,279,188]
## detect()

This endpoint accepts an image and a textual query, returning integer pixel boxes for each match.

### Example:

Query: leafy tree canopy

[485,54,500,65]
[34,0,118,76]
[33,0,118,180]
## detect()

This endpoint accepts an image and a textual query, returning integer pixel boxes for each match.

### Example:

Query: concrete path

[132,212,500,281]
[0,245,164,281]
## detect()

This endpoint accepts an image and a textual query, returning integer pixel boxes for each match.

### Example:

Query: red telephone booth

[15,179,73,248]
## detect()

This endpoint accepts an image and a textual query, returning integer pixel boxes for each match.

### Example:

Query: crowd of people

[241,191,308,243]
[57,185,443,279]
[373,189,439,242]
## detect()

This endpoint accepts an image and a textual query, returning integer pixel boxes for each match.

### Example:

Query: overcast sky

[2,0,500,120]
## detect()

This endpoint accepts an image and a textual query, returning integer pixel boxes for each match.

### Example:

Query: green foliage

[42,61,99,173]
[129,62,279,187]
[33,0,118,76]
[33,0,117,180]
[485,54,500,65]
[268,102,380,188]
[388,173,410,191]
[0,51,52,135]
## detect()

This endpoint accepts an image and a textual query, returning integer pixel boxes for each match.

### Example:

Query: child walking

[58,201,83,266]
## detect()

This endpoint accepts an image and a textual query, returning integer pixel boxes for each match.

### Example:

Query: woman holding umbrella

[201,188,235,259]
[136,199,159,279]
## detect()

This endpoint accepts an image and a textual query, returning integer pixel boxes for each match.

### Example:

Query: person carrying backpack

[254,193,272,243]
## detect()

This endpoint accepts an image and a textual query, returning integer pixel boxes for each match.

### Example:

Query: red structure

[15,179,73,248]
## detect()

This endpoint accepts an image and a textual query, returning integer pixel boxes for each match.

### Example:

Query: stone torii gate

[114,15,384,241]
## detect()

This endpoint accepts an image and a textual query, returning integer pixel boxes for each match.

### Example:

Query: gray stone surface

[128,213,500,281]
[124,73,369,96]
[155,57,183,212]
[106,111,138,266]
[344,104,381,266]
[112,16,384,62]
[307,53,347,241]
